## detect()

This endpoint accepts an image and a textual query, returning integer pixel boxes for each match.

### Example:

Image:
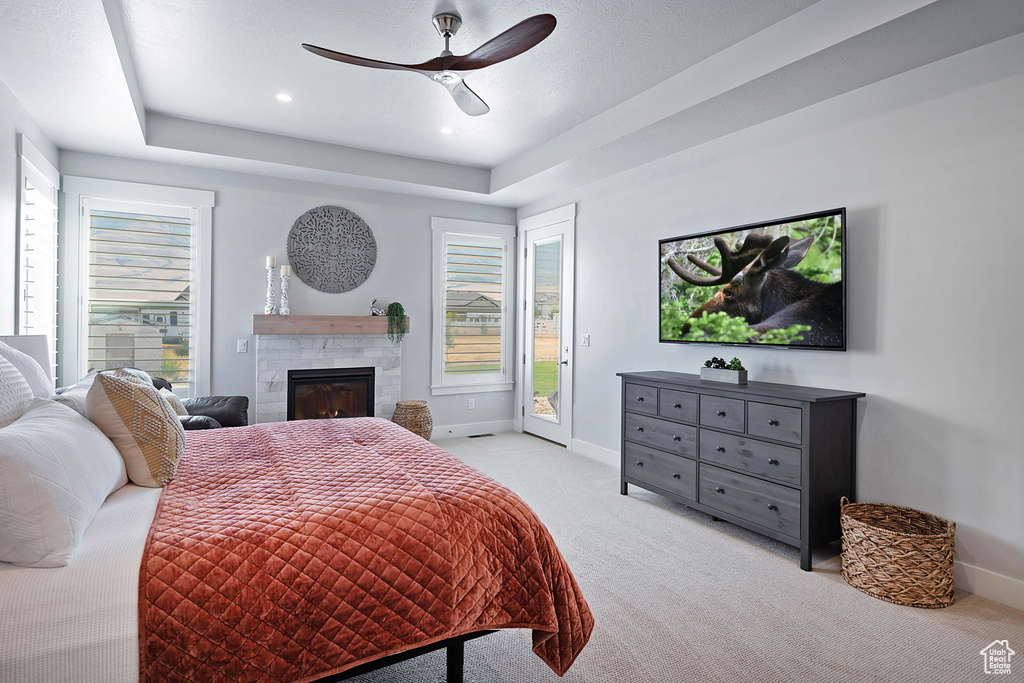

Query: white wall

[0,80,58,334]
[57,152,517,429]
[520,43,1024,608]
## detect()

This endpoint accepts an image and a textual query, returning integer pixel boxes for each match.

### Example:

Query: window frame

[61,177,214,395]
[430,217,515,396]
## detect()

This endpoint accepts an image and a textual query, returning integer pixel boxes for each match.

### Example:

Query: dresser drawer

[624,383,658,415]
[748,402,802,444]
[699,430,802,485]
[624,413,698,457]
[699,464,801,539]
[624,442,697,501]
[659,388,697,423]
[699,395,745,432]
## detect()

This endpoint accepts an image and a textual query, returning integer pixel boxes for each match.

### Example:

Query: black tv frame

[658,207,847,352]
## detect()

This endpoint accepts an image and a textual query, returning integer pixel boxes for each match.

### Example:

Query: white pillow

[0,355,33,429]
[0,398,128,567]
[0,341,52,398]
[52,369,98,417]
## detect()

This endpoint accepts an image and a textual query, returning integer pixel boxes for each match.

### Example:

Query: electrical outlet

[237,340,248,353]
[467,398,475,410]
[581,334,590,347]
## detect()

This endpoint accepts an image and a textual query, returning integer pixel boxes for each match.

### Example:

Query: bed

[0,407,592,681]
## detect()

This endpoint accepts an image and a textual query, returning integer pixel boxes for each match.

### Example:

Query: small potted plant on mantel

[701,356,747,384]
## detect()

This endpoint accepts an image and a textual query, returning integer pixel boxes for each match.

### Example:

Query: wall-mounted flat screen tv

[660,207,846,351]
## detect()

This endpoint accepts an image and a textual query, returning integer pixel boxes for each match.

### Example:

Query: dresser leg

[620,480,628,495]
[711,516,721,522]
[800,546,812,571]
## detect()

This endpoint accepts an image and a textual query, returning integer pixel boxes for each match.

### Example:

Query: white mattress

[0,484,161,683]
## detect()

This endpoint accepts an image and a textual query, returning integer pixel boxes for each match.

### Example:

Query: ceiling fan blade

[302,43,425,73]
[446,14,556,70]
[439,78,490,116]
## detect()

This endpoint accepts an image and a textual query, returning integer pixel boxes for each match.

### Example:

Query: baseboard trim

[569,438,619,468]
[955,561,1024,611]
[432,420,514,439]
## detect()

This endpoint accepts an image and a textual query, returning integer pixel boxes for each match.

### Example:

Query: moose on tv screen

[659,208,845,350]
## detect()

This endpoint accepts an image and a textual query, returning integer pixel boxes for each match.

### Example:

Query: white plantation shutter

[16,136,59,376]
[431,218,514,395]
[61,177,213,395]
[443,237,504,375]
[85,201,193,389]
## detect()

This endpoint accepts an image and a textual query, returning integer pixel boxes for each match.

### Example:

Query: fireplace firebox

[287,367,375,421]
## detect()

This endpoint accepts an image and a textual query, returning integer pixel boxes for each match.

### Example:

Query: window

[62,178,213,395]
[431,217,514,395]
[16,135,59,375]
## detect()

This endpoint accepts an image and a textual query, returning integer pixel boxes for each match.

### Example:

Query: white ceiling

[1,0,1023,206]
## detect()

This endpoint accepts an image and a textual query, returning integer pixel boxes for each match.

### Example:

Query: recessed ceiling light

[440,127,454,135]
[276,93,293,103]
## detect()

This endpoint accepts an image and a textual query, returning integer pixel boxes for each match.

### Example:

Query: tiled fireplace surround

[255,334,401,424]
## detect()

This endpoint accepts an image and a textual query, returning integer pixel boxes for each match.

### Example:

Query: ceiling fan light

[432,71,461,85]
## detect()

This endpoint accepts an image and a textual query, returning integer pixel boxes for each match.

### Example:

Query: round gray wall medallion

[287,205,377,293]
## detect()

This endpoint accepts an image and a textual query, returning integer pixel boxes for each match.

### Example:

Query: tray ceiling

[1,0,1022,205]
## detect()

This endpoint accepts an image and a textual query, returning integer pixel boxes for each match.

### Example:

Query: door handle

[560,359,568,365]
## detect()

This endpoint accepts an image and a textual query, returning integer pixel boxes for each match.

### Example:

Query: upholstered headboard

[0,335,53,384]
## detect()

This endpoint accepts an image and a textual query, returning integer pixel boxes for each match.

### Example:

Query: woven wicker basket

[392,400,433,440]
[840,496,955,608]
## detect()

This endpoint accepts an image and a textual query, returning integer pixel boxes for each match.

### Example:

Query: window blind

[87,208,192,387]
[443,238,504,375]
[17,152,59,377]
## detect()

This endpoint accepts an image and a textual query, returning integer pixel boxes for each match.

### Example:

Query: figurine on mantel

[369,299,387,316]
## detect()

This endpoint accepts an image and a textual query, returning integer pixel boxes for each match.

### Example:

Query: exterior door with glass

[518,205,575,445]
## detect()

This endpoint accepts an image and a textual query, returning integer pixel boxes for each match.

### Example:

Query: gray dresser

[618,371,864,570]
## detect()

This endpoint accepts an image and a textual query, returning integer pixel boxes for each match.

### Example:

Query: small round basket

[840,497,955,608]
[392,400,432,440]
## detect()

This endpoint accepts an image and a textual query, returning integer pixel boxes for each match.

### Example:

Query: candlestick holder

[279,273,291,315]
[265,266,278,314]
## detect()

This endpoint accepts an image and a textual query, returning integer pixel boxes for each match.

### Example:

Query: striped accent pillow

[85,368,185,487]
[159,387,189,416]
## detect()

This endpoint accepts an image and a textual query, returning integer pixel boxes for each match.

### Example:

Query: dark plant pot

[700,367,748,384]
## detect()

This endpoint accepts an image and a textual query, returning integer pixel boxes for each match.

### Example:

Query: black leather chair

[131,369,249,430]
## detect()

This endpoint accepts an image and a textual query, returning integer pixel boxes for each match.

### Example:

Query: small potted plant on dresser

[701,356,747,384]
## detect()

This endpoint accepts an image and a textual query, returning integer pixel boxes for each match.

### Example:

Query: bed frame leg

[446,640,465,683]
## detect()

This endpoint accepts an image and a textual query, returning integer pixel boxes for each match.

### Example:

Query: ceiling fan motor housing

[432,13,462,38]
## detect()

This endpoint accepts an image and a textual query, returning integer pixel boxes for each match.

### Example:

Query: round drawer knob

[716,446,726,452]
[636,460,644,467]
[768,419,780,426]
[767,458,779,466]
[715,486,725,494]
[672,473,681,479]
[636,426,644,432]
[673,435,681,442]
[767,504,779,511]
[673,403,682,409]
[636,396,644,402]
[716,410,726,417]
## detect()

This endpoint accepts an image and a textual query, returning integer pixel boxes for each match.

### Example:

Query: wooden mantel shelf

[252,315,409,335]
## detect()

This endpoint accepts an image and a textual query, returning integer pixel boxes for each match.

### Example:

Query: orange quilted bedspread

[138,418,593,682]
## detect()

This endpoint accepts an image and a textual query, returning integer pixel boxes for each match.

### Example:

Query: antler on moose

[666,233,777,285]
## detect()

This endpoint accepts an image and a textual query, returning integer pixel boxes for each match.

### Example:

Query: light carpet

[348,432,1023,682]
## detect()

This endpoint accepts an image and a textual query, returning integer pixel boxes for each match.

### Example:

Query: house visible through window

[62,177,214,395]
[431,217,514,395]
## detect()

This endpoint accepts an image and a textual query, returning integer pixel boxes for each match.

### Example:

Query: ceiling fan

[302,12,557,116]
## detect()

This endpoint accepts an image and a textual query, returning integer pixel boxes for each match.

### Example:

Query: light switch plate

[237,340,248,353]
